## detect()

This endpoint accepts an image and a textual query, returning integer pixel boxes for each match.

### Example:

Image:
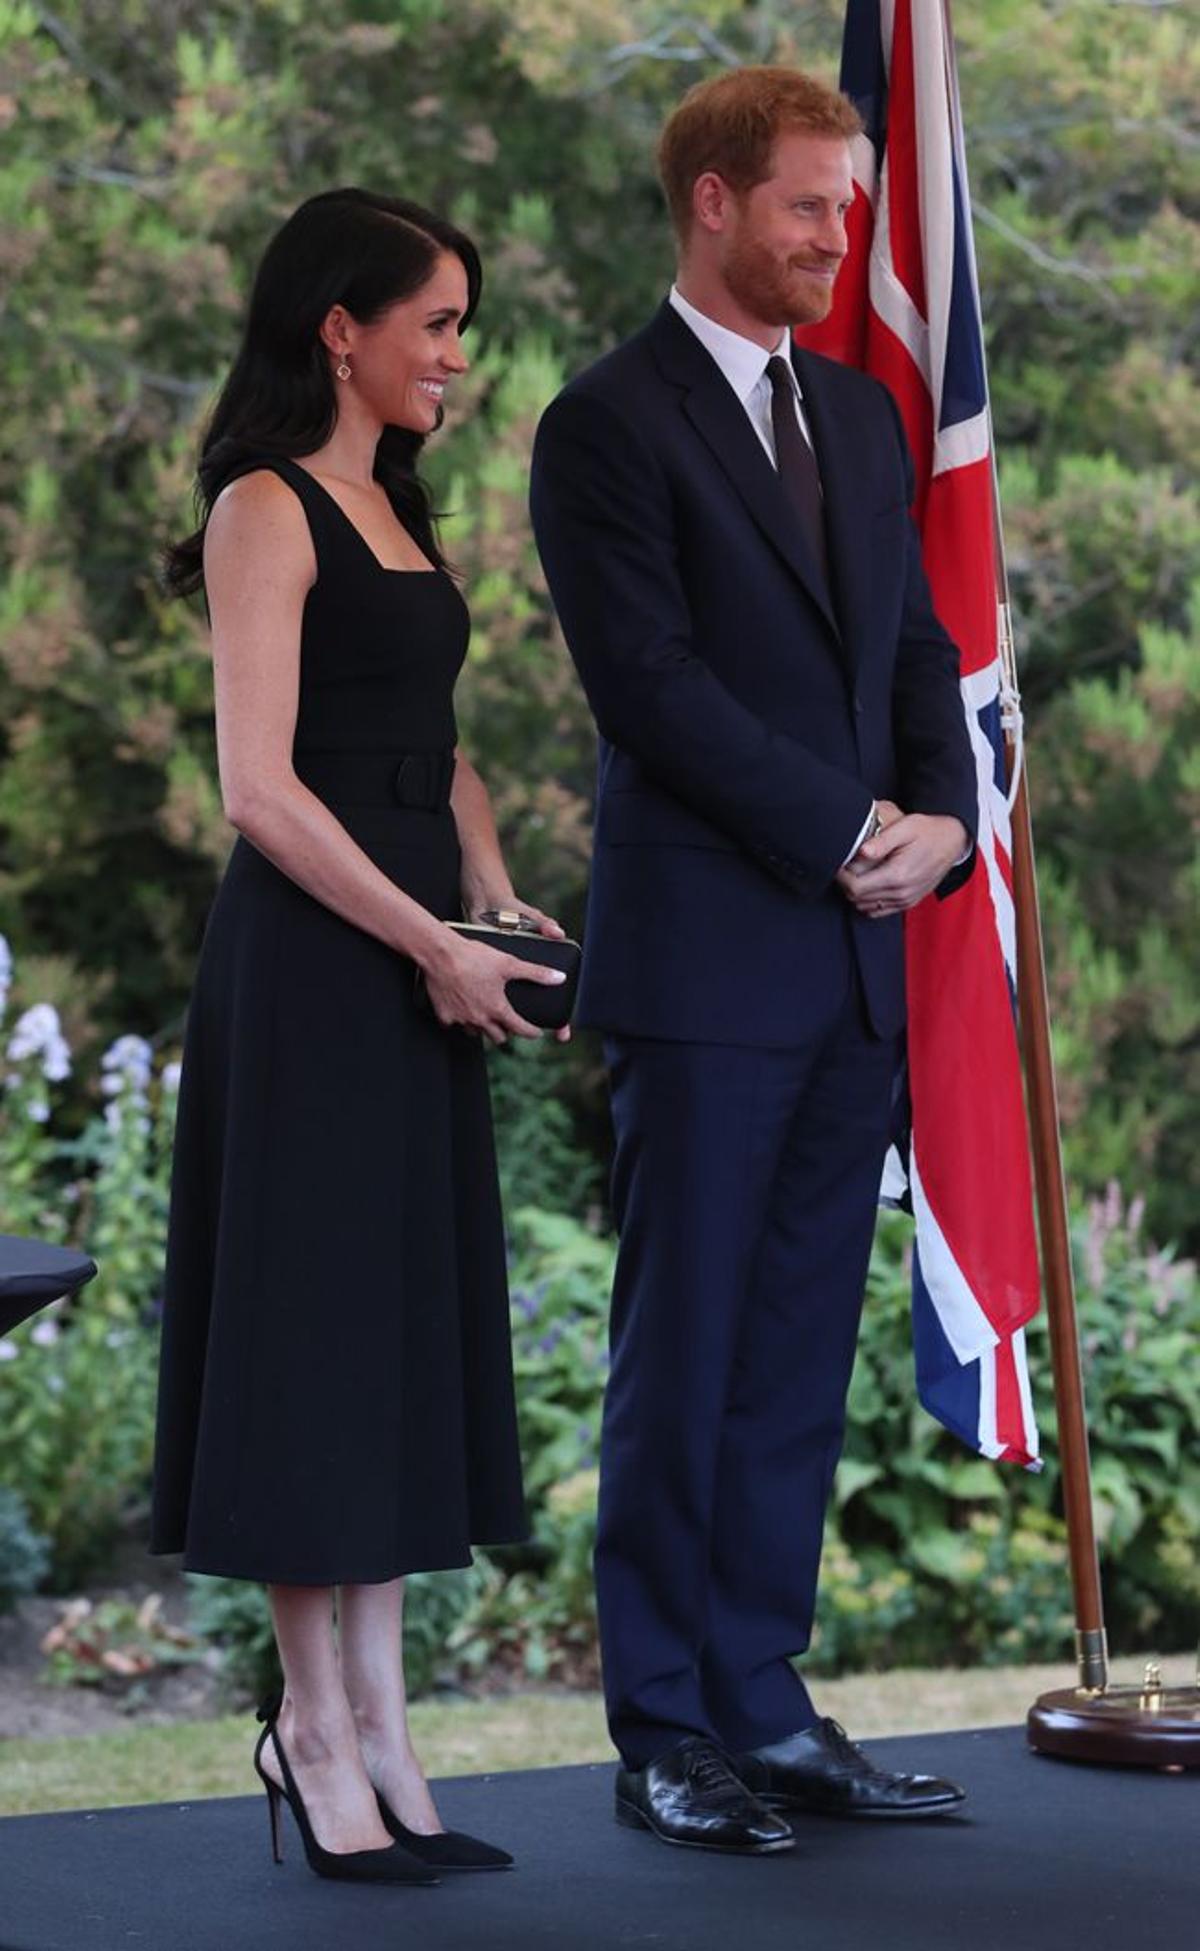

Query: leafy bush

[506,1206,611,1505]
[452,1469,601,1686]
[489,1038,602,1222]
[0,944,175,1588]
[0,1487,51,1613]
[823,1194,1200,1668]
[186,1577,280,1704]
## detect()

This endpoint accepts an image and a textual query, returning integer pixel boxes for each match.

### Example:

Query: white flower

[8,1003,59,1058]
[101,1035,153,1094]
[27,1096,50,1123]
[161,1060,182,1094]
[0,1340,18,1362]
[30,1319,59,1346]
[6,1002,71,1086]
[0,934,11,1016]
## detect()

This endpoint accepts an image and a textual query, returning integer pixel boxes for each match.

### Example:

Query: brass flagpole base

[1028,1656,1200,1770]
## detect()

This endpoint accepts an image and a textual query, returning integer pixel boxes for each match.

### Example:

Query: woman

[151,188,569,1884]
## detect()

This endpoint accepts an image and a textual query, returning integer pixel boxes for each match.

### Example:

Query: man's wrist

[842,800,879,869]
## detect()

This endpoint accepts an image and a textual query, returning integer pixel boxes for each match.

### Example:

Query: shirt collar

[668,285,799,404]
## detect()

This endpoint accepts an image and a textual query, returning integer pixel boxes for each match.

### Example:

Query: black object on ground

[0,1236,97,1338]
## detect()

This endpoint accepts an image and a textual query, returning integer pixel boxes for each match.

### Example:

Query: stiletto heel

[376,1789,514,1872]
[252,1698,438,1885]
[260,1753,285,1864]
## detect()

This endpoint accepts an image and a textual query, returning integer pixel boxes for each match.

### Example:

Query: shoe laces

[684,1744,742,1798]
[820,1718,871,1772]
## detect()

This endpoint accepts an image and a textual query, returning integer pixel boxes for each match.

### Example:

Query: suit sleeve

[881,387,979,896]
[529,387,873,896]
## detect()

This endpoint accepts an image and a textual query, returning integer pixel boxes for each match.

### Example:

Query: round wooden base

[1028,1684,1200,1770]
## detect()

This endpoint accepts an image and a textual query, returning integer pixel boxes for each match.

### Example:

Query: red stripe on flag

[906,884,1039,1337]
[922,465,997,678]
[883,0,928,319]
[992,1335,1026,1464]
[993,838,1015,901]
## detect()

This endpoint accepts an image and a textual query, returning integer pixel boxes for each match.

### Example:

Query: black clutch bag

[417,909,581,1031]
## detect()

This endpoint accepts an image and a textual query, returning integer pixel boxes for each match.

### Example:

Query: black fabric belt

[294,749,456,812]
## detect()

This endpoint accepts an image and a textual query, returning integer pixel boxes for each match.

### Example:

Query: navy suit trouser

[597,940,899,1769]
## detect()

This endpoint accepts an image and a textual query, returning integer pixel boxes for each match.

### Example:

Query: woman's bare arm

[206,470,451,970]
[204,472,563,1042]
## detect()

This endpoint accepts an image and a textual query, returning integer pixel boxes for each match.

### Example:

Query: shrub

[0,1486,51,1613]
[825,1193,1200,1666]
[186,1577,280,1704]
[0,944,176,1588]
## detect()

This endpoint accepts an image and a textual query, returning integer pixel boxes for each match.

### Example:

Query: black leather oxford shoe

[732,1719,966,1819]
[615,1737,795,1854]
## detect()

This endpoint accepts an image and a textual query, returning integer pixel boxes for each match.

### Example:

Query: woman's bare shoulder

[205,469,314,582]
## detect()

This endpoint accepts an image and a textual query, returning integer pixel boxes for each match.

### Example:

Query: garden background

[1,0,1197,1757]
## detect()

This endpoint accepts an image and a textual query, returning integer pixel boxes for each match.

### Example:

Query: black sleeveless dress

[150,458,527,1584]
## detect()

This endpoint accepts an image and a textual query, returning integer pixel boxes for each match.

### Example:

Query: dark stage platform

[0,1727,1195,1951]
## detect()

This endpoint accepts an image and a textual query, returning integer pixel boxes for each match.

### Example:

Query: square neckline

[292,462,441,577]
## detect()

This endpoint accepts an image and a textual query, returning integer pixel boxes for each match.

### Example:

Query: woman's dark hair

[164,188,482,595]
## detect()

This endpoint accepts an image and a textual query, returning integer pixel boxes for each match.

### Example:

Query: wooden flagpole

[992,580,1108,1695]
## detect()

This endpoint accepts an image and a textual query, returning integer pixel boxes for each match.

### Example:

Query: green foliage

[0,949,176,1589]
[826,1200,1200,1668]
[452,1470,600,1685]
[489,1039,603,1221]
[506,1206,611,1504]
[185,1577,280,1703]
[0,1487,51,1613]
[1033,591,1200,1249]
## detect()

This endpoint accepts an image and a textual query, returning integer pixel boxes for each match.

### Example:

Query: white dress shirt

[668,283,816,459]
[667,284,875,865]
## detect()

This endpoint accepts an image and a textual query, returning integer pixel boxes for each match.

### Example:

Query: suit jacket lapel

[649,304,841,641]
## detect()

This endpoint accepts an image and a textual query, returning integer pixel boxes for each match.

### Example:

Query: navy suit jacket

[529,301,977,1046]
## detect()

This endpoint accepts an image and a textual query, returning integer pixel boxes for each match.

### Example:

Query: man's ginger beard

[722,221,837,330]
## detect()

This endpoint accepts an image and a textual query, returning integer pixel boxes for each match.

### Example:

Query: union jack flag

[803,0,1042,1463]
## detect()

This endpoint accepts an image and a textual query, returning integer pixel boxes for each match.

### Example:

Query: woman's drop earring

[336,359,352,381]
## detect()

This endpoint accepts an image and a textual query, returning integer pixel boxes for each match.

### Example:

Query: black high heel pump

[376,1789,514,1871]
[252,1698,438,1885]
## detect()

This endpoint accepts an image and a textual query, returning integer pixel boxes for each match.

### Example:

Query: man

[530,66,975,1854]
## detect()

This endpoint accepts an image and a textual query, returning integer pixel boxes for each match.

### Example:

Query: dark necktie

[766,354,830,593]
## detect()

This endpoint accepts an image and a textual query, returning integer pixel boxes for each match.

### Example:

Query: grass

[1,1652,1192,1820]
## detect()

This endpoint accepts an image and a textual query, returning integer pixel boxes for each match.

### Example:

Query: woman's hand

[421,927,569,1047]
[461,898,573,1043]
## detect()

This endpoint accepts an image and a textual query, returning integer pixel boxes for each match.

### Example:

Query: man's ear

[693,171,734,237]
